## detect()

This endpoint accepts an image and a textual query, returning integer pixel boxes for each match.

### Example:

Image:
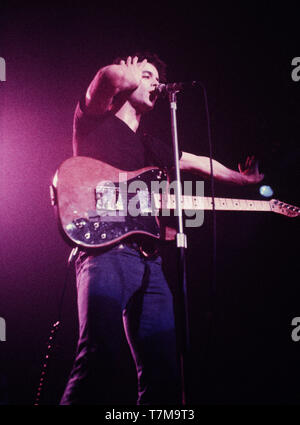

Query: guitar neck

[155,194,272,212]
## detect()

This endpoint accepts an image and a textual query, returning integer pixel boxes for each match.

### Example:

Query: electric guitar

[50,156,300,249]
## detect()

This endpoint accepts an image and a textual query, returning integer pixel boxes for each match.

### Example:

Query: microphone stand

[167,87,190,405]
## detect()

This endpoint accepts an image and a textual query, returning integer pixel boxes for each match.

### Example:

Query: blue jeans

[60,243,181,405]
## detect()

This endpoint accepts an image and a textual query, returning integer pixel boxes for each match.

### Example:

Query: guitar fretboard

[153,194,271,212]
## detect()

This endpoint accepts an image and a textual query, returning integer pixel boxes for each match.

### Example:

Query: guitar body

[51,156,168,248]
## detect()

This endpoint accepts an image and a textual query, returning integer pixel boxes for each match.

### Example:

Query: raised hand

[118,56,148,91]
[238,155,264,184]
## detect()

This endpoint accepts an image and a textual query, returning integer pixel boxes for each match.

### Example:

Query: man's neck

[115,102,141,133]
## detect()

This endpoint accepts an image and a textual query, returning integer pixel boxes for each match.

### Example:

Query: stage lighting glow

[259,185,274,197]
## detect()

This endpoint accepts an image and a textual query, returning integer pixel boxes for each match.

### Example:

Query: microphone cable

[198,82,217,297]
[34,247,78,405]
[196,82,218,383]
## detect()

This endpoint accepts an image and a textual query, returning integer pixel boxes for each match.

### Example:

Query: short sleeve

[142,133,182,170]
[72,97,107,156]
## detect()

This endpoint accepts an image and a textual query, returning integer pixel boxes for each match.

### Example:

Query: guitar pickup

[95,182,125,212]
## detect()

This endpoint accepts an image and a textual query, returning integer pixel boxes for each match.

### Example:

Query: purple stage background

[0,2,299,405]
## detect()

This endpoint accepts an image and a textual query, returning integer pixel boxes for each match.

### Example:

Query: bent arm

[180,152,264,185]
[85,65,125,115]
[84,56,147,116]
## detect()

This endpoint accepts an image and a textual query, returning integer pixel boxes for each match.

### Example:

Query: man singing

[60,53,263,405]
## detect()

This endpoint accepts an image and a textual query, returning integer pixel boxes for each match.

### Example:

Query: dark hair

[113,51,167,82]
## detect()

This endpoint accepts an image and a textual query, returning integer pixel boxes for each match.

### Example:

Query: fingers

[137,58,148,68]
[120,56,147,68]
[239,155,264,183]
[119,57,132,66]
[245,156,252,168]
[238,155,258,174]
[125,56,137,66]
[242,155,256,170]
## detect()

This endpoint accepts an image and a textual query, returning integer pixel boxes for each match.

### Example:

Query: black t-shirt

[72,98,180,171]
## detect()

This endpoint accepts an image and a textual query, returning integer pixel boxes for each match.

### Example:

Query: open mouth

[149,90,157,102]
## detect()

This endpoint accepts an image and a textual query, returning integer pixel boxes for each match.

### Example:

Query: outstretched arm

[180,152,264,185]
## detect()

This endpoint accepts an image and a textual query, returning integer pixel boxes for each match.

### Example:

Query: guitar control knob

[157,170,163,180]
[75,219,86,228]
[84,232,91,239]
[101,233,106,239]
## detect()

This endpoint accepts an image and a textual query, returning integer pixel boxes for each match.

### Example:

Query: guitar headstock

[270,199,300,218]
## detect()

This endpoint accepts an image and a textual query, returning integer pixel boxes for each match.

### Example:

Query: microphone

[155,81,199,96]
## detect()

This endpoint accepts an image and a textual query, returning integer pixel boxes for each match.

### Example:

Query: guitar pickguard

[56,164,165,248]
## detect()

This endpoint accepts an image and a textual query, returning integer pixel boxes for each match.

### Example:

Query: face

[129,62,160,113]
